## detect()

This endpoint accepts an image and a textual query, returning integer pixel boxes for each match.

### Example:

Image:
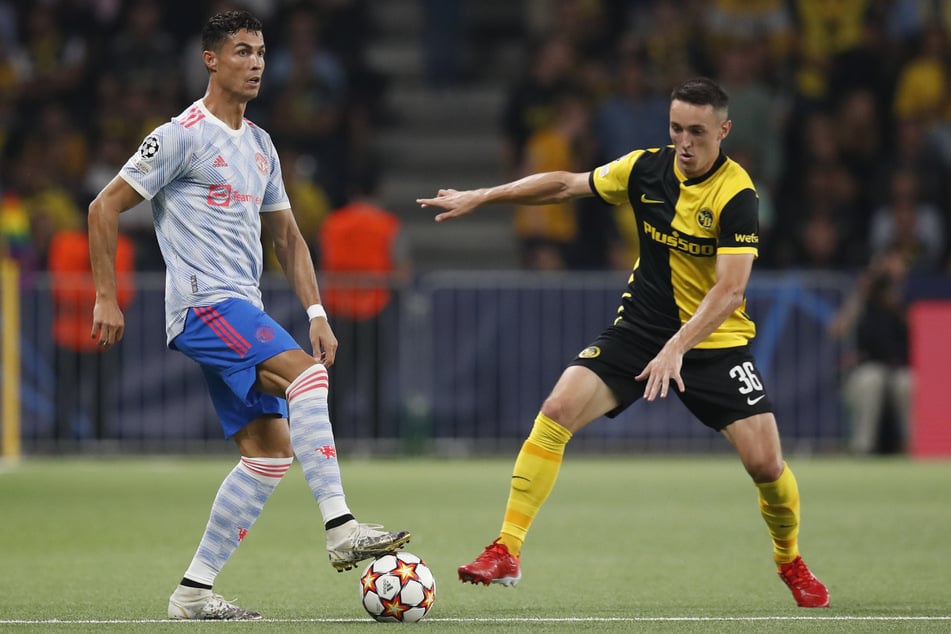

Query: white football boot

[326,521,411,572]
[167,585,262,620]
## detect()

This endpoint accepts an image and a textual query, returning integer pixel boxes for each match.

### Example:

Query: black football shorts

[567,323,773,431]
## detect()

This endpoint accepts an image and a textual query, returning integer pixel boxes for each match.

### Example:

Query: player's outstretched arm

[88,175,143,349]
[417,171,592,222]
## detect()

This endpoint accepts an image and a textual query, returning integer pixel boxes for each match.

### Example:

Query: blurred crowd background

[4,0,951,455]
[2,0,951,278]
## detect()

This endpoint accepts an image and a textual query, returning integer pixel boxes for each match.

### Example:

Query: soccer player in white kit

[88,10,410,620]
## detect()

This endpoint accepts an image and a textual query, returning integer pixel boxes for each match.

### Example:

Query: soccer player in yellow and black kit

[417,77,829,608]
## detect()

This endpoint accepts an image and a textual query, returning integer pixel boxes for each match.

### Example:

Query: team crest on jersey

[578,346,601,359]
[138,135,160,160]
[696,208,714,230]
[254,152,268,175]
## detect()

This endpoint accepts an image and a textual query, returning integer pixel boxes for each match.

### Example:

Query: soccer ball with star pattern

[359,551,435,623]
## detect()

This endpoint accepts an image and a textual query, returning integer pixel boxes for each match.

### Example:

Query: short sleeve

[119,122,194,200]
[590,150,645,206]
[717,188,759,256]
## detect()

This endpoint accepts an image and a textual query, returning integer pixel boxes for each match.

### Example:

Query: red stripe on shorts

[194,306,251,357]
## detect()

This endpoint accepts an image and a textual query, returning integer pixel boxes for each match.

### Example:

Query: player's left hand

[635,345,685,401]
[309,317,338,367]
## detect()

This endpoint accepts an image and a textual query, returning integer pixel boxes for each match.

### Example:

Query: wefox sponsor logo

[207,184,263,207]
[643,220,716,256]
[733,232,759,244]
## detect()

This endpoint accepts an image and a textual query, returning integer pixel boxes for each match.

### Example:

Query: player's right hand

[91,299,125,349]
[416,189,479,222]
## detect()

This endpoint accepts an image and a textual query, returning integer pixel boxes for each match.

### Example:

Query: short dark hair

[201,10,263,53]
[670,77,729,113]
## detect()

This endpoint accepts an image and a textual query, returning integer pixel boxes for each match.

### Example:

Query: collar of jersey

[196,99,247,138]
[673,150,727,186]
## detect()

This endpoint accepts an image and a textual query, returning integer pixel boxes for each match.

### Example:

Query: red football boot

[458,539,521,586]
[778,556,830,607]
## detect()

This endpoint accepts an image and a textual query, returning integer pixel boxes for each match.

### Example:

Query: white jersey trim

[119,171,154,201]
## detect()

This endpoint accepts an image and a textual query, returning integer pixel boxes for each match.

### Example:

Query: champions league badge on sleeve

[132,134,160,173]
[139,135,160,160]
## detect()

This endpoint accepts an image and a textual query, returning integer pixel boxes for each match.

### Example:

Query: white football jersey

[120,99,290,342]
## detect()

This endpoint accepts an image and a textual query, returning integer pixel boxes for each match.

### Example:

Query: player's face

[668,100,731,179]
[208,29,265,101]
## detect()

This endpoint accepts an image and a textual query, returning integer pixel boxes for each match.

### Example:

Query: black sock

[180,577,213,590]
[324,513,355,530]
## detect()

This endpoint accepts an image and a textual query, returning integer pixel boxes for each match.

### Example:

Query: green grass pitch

[1,456,950,632]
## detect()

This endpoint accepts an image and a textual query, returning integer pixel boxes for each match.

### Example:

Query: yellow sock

[756,462,801,565]
[498,413,572,558]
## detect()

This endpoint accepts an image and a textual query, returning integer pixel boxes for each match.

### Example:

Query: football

[359,551,435,623]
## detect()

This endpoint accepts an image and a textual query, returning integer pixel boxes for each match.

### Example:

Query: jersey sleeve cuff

[588,171,609,204]
[118,171,154,201]
[717,246,759,258]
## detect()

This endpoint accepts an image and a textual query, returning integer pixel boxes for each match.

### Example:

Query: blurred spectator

[788,0,871,101]
[263,147,331,271]
[514,89,591,269]
[833,88,883,205]
[869,168,945,272]
[892,25,949,123]
[0,191,39,286]
[423,0,466,88]
[703,0,794,68]
[11,147,82,239]
[266,5,348,205]
[830,247,912,454]
[48,223,135,444]
[0,0,947,286]
[639,0,706,83]
[781,162,861,269]
[23,102,89,194]
[12,3,90,109]
[716,37,785,190]
[318,166,410,438]
[543,0,615,98]
[791,211,850,270]
[106,0,178,98]
[320,0,388,184]
[774,109,862,267]
[501,34,578,179]
[873,117,948,211]
[0,1,20,111]
[592,36,668,163]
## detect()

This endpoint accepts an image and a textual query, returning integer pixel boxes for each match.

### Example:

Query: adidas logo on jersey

[212,155,229,168]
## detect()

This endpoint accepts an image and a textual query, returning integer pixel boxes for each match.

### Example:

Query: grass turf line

[1,456,949,632]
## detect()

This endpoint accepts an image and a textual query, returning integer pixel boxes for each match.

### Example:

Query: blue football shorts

[170,297,300,438]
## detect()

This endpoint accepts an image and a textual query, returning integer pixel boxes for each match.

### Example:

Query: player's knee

[747,454,785,483]
[539,397,575,429]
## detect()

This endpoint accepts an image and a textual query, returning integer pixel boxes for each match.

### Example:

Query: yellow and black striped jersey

[590,146,759,349]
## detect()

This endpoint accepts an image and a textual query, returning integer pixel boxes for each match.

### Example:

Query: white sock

[286,364,352,524]
[182,457,292,586]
